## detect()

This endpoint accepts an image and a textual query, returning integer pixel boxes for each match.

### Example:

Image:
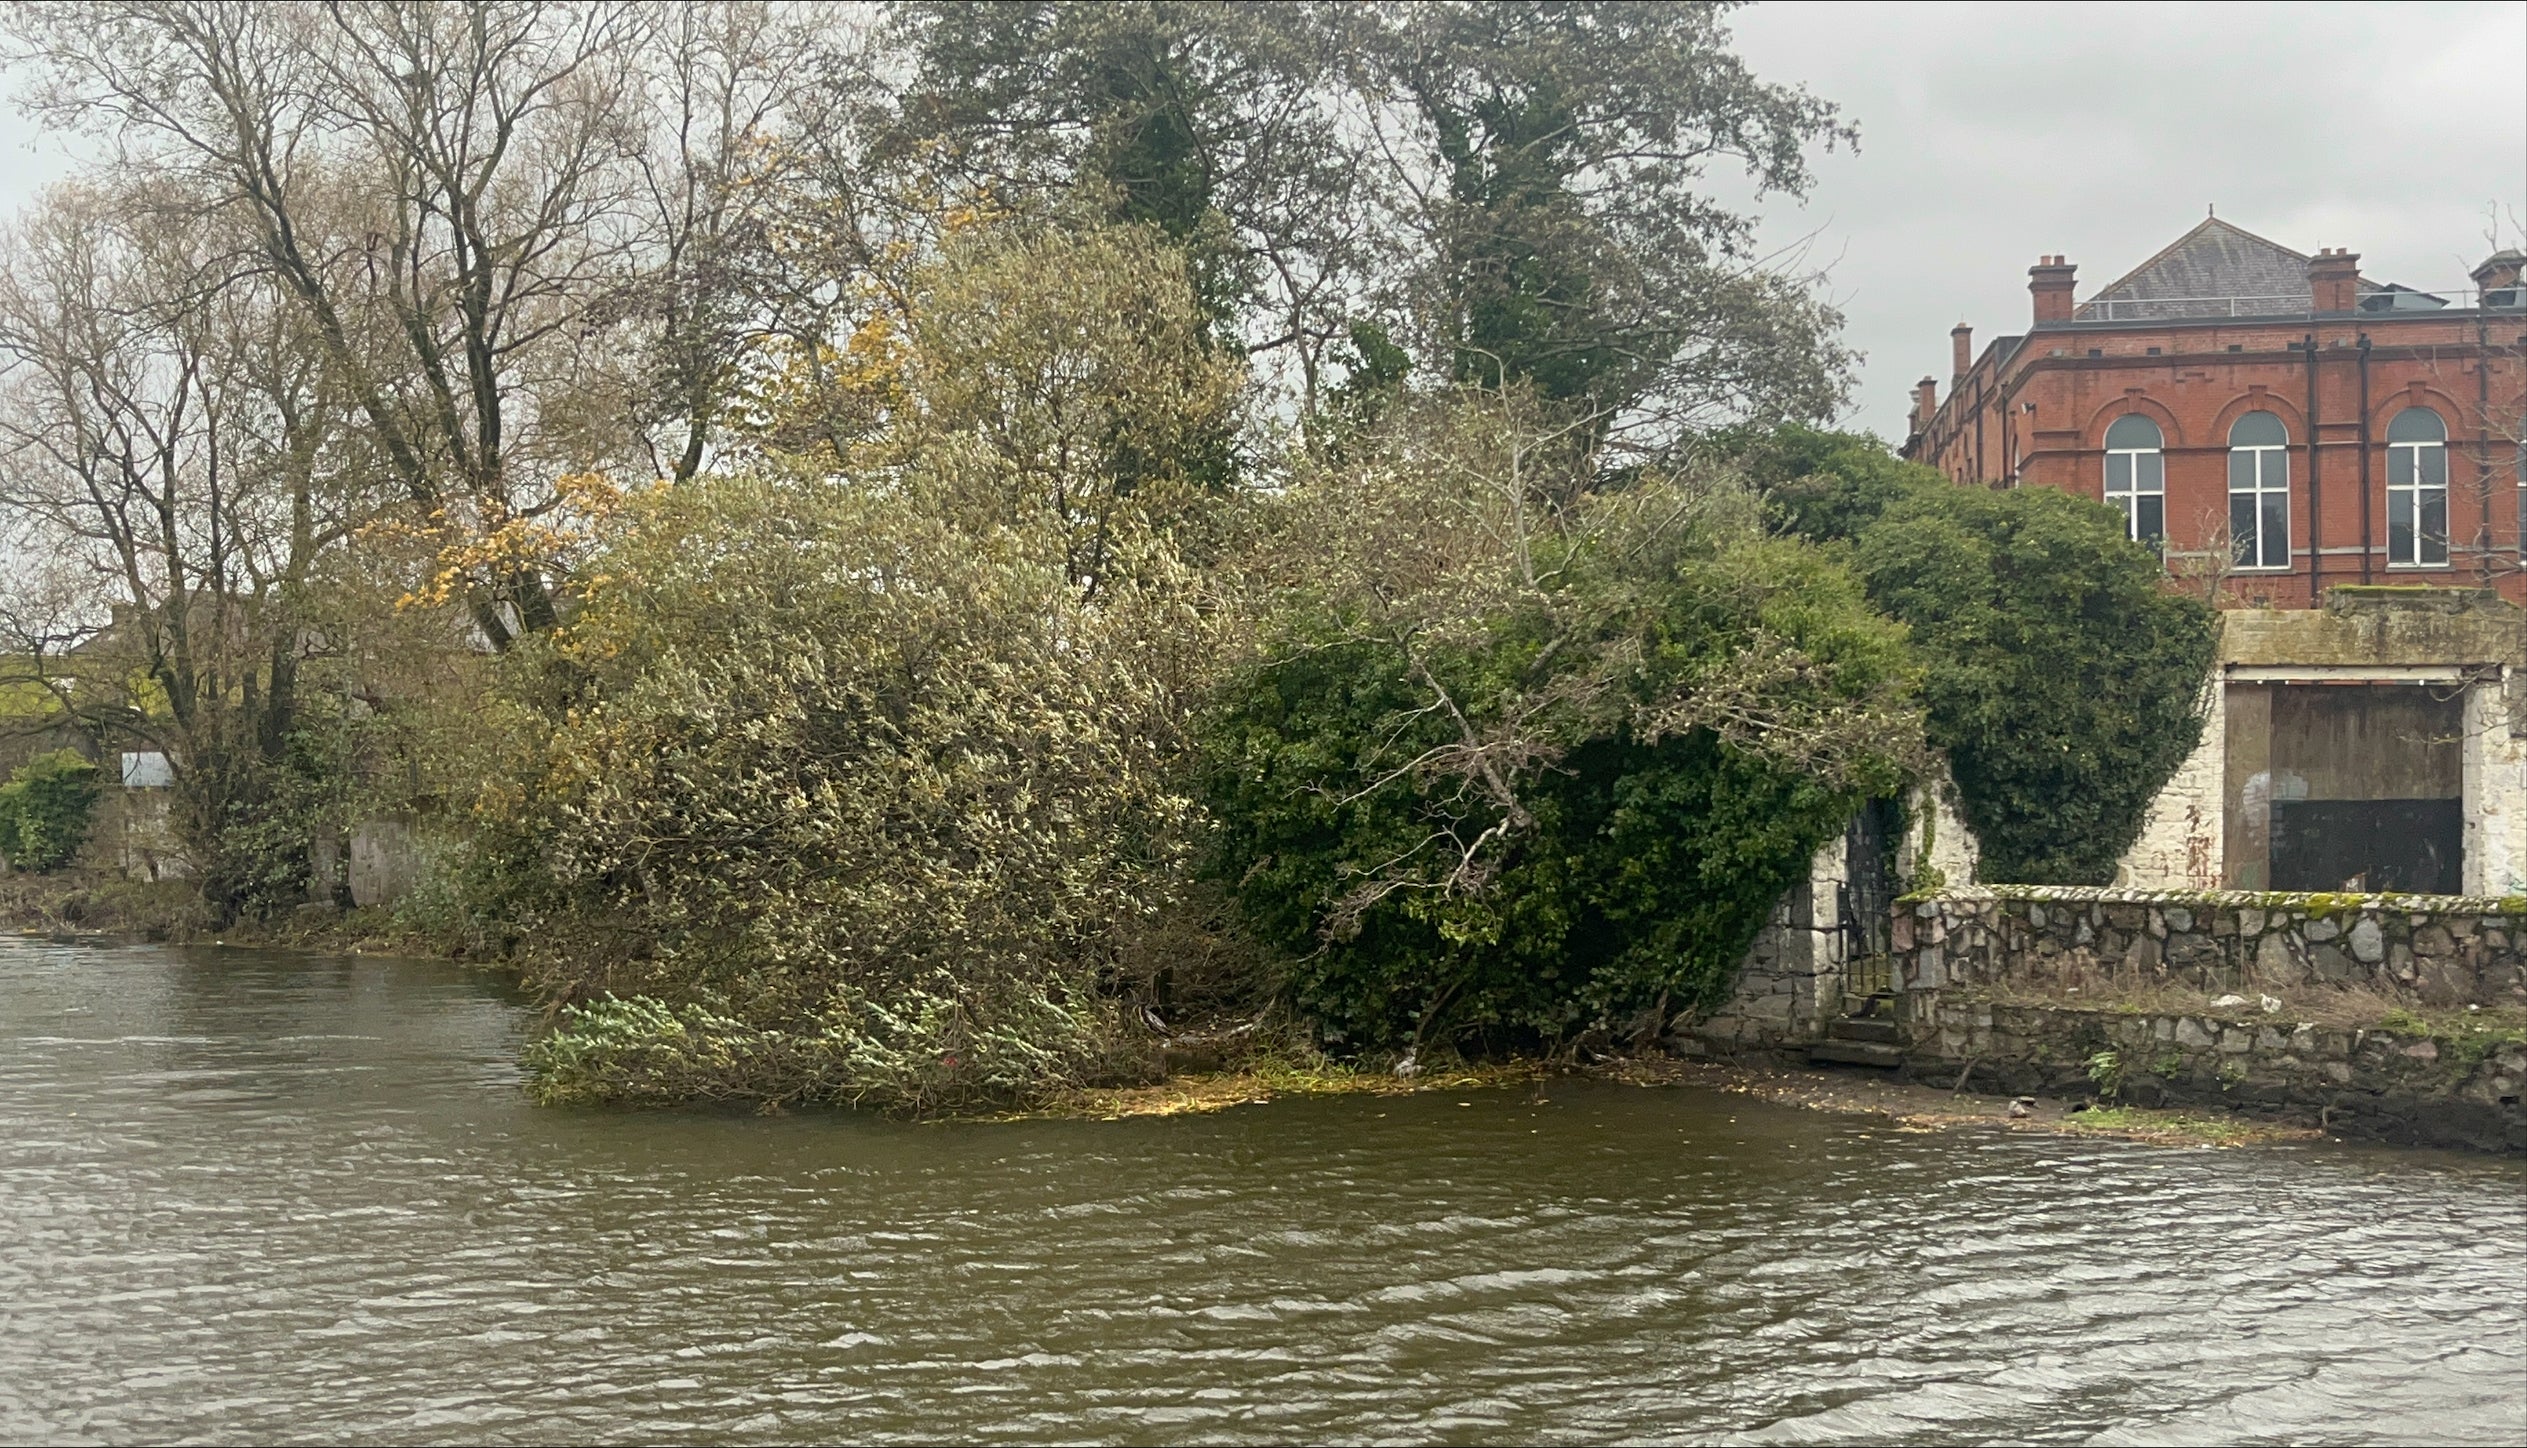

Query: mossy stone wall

[1897,886,2527,1004]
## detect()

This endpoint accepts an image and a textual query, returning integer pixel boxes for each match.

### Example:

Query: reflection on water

[0,938,2520,1445]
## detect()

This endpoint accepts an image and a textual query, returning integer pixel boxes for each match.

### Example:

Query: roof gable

[2077,218,2312,319]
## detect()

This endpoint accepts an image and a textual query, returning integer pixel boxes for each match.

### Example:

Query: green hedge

[0,750,103,873]
[1200,537,1913,1051]
[1751,428,2221,884]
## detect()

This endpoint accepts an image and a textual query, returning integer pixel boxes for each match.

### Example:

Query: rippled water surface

[2,939,2522,1445]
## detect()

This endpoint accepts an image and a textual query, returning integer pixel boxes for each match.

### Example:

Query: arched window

[2227,411,2290,569]
[2103,414,2165,544]
[2385,408,2448,566]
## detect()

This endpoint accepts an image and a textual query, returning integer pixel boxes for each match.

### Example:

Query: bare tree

[10,0,661,647]
[0,180,375,901]
[619,0,841,484]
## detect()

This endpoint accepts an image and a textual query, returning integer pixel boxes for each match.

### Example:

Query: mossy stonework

[1897,886,2526,1001]
[1897,996,2526,1154]
[1880,887,2527,1151]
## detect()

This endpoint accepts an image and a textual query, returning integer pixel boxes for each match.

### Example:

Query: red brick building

[1906,218,2523,607]
[1901,218,2525,898]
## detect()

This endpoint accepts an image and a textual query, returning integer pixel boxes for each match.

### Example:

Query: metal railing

[2080,294,2309,320]
[1845,953,1894,1000]
[2077,286,2517,321]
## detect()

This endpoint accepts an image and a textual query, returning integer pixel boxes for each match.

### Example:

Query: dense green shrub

[524,988,1124,1110]
[1201,529,1915,1052]
[1753,427,2221,884]
[0,750,103,873]
[480,473,1205,1112]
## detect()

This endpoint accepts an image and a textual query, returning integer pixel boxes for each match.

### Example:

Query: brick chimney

[2308,247,2361,312]
[2029,255,2077,324]
[2473,249,2525,292]
[1914,375,1938,430]
[1951,322,1974,383]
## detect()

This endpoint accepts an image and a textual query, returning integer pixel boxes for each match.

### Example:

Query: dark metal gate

[1838,799,1900,1003]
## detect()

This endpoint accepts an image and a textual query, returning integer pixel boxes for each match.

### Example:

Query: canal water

[1,939,2520,1445]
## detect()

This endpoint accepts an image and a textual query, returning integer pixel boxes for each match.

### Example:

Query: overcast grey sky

[1,2,2519,444]
[1725,0,2527,440]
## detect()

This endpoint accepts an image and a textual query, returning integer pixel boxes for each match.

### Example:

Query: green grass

[2065,1106,2307,1146]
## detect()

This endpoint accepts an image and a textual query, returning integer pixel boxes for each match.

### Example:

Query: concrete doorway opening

[2225,682,2465,894]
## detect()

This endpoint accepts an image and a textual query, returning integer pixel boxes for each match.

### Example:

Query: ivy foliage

[1750,428,2221,884]
[1201,427,1918,1052]
[0,749,102,873]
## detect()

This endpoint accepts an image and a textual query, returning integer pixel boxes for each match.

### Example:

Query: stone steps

[1809,1011,1906,1069]
[1831,1017,1901,1044]
[1810,1039,1905,1069]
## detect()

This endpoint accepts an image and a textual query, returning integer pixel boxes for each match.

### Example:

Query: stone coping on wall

[1905,884,2527,916]
[1891,883,2525,1005]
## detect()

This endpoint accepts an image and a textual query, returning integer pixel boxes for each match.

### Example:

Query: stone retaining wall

[1897,886,2527,1006]
[1899,995,2527,1153]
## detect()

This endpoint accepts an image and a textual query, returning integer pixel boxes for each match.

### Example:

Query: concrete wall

[2464,672,2527,896]
[1684,784,1982,1054]
[2120,591,2526,894]
[1684,835,1850,1052]
[1907,785,1980,892]
[348,819,421,908]
[2119,677,2224,890]
[89,788,191,882]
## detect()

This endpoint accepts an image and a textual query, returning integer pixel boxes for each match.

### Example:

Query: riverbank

[9,932,2518,1446]
[0,868,466,959]
[0,905,2337,1151]
[1,874,2495,1152]
[1038,1053,2326,1149]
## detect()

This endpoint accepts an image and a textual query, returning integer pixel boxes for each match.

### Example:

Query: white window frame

[2385,411,2449,568]
[2103,418,2165,545]
[2226,418,2291,570]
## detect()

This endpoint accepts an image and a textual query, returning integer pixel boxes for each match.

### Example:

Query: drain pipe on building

[2357,333,2373,583]
[2305,331,2323,604]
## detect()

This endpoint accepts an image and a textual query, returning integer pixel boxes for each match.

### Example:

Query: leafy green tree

[884,2,1852,444]
[1202,394,1918,1052]
[1358,0,1854,437]
[1756,429,2222,884]
[886,1,1348,345]
[0,750,103,873]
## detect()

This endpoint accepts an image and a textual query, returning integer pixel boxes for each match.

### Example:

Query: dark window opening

[2145,346,2161,355]
[2225,683,2465,893]
[2087,347,2104,358]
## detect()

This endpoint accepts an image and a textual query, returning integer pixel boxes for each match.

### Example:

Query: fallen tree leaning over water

[1202,393,1923,1056]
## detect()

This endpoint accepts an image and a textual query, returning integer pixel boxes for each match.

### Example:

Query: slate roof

[2076,218,2312,319]
[2074,217,2444,320]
